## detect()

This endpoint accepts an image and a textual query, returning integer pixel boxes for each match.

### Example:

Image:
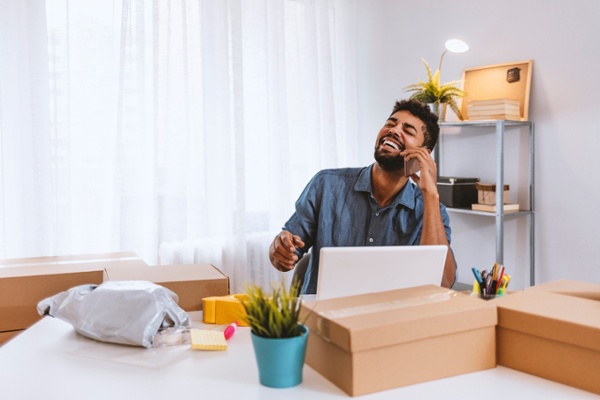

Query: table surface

[1,312,599,400]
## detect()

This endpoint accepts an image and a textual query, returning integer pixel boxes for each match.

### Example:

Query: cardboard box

[0,330,22,347]
[476,182,510,205]
[523,279,600,298]
[437,177,480,208]
[104,264,229,312]
[496,280,600,394]
[0,252,147,332]
[0,251,141,267]
[300,285,497,396]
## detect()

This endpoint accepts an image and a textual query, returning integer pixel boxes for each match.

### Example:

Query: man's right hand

[269,231,305,272]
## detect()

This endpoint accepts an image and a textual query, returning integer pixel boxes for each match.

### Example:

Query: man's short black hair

[390,99,440,150]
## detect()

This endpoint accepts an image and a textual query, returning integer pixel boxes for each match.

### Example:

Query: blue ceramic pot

[250,324,309,388]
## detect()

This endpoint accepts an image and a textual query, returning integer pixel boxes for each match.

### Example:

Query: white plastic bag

[37,280,191,348]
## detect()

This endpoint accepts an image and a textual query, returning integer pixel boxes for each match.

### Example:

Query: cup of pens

[471,263,510,300]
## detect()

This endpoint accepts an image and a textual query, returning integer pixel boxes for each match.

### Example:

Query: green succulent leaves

[404,58,466,120]
[241,279,303,339]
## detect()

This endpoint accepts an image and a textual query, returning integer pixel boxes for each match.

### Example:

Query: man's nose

[388,128,403,139]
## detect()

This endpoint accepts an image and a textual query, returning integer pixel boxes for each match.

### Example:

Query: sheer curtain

[1,0,359,292]
[0,0,54,258]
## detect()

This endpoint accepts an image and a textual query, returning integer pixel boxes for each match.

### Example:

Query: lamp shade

[445,39,469,53]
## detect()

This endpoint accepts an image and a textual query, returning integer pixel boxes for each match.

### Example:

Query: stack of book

[471,203,519,212]
[467,99,521,121]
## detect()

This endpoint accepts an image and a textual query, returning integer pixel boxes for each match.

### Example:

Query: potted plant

[403,58,466,121]
[240,279,309,388]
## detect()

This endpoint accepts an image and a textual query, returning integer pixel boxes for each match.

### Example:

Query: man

[269,99,456,294]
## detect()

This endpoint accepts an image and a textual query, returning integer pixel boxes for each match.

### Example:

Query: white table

[1,312,598,400]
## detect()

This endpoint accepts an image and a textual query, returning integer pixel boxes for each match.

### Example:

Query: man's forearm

[420,193,456,287]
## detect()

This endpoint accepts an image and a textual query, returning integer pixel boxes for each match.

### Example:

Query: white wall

[355,0,600,288]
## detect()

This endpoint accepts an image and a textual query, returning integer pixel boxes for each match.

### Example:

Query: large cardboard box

[0,330,22,347]
[300,285,497,396]
[523,278,600,297]
[104,264,229,311]
[496,280,600,394]
[0,251,141,268]
[0,252,147,332]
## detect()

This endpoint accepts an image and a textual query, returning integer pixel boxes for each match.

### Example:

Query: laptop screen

[315,245,448,301]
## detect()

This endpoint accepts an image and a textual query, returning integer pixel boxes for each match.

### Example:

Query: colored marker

[471,267,483,286]
[481,270,489,295]
[224,322,237,340]
[496,266,505,294]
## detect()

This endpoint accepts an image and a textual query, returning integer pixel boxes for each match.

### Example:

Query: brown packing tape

[313,290,459,344]
[316,291,453,320]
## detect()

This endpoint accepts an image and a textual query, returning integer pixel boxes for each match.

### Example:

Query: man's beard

[374,148,404,172]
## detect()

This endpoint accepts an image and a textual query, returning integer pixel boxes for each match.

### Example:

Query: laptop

[315,245,448,301]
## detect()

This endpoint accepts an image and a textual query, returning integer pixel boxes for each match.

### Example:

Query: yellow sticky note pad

[190,329,227,351]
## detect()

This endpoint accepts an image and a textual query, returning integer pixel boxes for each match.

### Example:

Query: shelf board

[446,207,533,217]
[440,120,532,128]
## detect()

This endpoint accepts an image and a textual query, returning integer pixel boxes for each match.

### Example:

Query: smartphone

[404,157,420,177]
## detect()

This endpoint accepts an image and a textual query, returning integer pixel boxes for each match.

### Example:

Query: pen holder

[470,292,504,301]
[471,280,505,300]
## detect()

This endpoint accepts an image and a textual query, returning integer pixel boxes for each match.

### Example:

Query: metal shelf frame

[436,120,535,286]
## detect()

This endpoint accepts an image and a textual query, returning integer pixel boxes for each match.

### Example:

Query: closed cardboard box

[300,285,497,396]
[104,264,229,311]
[0,252,141,268]
[0,252,147,332]
[496,280,600,395]
[0,330,22,347]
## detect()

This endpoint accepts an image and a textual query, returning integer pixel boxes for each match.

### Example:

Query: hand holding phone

[404,157,420,177]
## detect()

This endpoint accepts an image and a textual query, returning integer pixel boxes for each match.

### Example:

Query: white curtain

[0,0,54,257]
[0,0,359,292]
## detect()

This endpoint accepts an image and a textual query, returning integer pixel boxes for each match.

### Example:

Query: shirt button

[375,212,379,216]
[369,238,374,243]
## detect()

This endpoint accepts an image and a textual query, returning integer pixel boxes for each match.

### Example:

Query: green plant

[241,279,303,339]
[404,58,466,120]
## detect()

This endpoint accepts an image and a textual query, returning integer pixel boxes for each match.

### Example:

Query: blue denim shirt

[283,164,452,294]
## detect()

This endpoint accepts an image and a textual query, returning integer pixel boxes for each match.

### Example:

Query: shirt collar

[355,164,416,209]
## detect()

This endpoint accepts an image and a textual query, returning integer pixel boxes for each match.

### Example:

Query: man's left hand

[401,147,438,195]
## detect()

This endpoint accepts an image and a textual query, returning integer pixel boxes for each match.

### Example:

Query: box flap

[0,259,146,279]
[301,285,496,353]
[104,264,227,283]
[104,264,230,311]
[496,289,600,352]
[0,252,141,267]
[525,279,600,301]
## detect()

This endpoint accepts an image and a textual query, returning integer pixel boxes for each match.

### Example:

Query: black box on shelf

[437,177,480,208]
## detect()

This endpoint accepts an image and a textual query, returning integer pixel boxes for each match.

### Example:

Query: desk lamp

[438,39,469,74]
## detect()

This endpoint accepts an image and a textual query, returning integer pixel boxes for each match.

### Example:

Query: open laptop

[315,245,448,301]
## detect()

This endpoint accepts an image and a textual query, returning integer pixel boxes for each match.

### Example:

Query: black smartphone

[404,157,420,177]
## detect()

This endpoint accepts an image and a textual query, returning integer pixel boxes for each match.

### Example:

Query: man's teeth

[383,140,399,150]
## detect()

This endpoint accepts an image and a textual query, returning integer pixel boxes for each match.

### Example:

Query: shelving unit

[436,120,535,286]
